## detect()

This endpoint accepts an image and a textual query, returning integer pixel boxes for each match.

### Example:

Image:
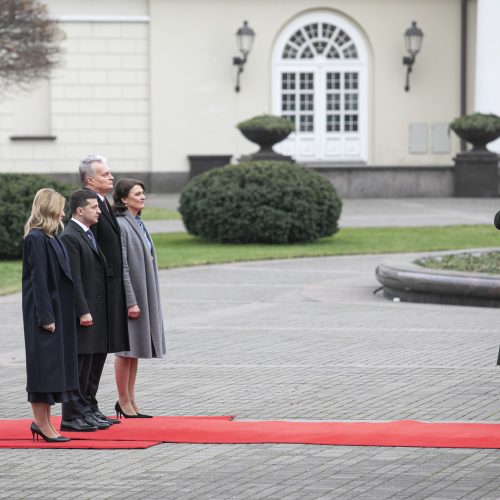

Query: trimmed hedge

[179,161,342,244]
[0,174,76,259]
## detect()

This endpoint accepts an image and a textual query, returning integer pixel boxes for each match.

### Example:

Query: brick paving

[0,198,499,499]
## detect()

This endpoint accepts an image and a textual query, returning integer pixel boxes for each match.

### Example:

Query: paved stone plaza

[0,198,499,499]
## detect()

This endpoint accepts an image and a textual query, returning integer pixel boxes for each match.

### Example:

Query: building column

[475,0,500,152]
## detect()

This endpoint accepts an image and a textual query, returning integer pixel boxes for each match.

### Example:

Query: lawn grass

[2,224,499,296]
[152,225,500,268]
[140,207,181,220]
[416,251,500,274]
[0,261,23,296]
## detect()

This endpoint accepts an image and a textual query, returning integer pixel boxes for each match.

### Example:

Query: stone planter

[453,151,499,197]
[188,155,232,179]
[238,127,294,162]
[375,250,500,308]
[451,128,500,152]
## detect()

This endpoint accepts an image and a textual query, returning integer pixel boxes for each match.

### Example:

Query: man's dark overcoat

[22,229,79,394]
[84,188,129,352]
[61,220,109,354]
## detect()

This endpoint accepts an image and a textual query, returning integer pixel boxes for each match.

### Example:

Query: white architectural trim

[475,0,500,152]
[55,15,150,23]
[272,10,369,163]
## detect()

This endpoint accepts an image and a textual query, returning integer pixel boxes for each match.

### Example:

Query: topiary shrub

[0,174,76,259]
[449,112,500,133]
[179,160,342,244]
[237,115,295,160]
[237,114,295,135]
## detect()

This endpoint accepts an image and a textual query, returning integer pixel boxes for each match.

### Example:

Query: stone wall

[0,19,150,174]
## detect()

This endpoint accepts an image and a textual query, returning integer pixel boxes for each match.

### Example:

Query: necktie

[86,229,97,250]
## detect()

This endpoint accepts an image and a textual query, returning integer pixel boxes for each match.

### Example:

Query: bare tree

[0,0,64,93]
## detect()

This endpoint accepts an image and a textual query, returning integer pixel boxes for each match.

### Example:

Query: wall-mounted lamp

[233,20,255,92]
[402,21,424,92]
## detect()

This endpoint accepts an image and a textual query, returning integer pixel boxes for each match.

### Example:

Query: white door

[272,12,368,163]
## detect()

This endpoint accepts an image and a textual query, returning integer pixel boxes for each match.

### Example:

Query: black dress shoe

[60,418,98,432]
[93,410,120,425]
[83,413,110,430]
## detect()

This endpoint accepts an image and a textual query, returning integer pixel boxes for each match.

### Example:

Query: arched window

[272,12,368,163]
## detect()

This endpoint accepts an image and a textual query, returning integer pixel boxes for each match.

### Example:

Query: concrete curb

[375,248,500,308]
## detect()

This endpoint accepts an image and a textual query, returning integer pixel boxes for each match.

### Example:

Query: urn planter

[453,151,499,197]
[188,155,232,179]
[237,114,295,162]
[451,128,500,152]
[449,113,500,196]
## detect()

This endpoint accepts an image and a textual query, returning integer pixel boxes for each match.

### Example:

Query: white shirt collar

[71,218,91,232]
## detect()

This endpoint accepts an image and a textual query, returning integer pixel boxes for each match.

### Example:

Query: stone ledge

[375,248,500,308]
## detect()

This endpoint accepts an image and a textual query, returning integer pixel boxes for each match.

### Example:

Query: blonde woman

[22,188,78,442]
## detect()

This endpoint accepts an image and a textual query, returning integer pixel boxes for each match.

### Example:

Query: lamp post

[402,21,424,91]
[233,20,255,92]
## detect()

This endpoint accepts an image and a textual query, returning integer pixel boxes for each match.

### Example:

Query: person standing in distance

[22,188,78,443]
[79,154,129,425]
[60,190,110,432]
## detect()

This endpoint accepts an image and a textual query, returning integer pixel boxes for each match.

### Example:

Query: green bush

[237,114,295,134]
[449,112,500,133]
[179,161,342,244]
[0,174,76,259]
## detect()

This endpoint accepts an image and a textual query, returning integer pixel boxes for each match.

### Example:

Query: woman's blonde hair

[24,188,66,237]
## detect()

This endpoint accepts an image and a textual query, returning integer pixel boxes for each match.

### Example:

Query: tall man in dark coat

[79,154,130,424]
[60,190,110,432]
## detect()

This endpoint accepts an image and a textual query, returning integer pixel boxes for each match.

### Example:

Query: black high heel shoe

[115,401,140,419]
[31,422,70,443]
[136,412,153,418]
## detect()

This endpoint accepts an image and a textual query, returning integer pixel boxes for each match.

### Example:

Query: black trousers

[62,353,93,420]
[88,352,107,412]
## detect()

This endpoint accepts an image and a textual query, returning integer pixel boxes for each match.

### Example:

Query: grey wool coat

[115,212,166,358]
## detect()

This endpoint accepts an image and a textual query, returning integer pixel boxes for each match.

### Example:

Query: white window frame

[272,10,368,163]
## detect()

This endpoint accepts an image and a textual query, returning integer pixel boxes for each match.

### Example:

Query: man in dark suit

[79,154,130,424]
[60,189,110,432]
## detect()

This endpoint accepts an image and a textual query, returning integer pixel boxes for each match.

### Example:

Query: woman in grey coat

[112,179,166,418]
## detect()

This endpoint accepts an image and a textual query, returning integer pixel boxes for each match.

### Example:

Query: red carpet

[0,416,234,449]
[1,417,500,449]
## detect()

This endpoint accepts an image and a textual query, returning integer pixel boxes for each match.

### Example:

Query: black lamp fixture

[233,20,255,92]
[402,21,424,92]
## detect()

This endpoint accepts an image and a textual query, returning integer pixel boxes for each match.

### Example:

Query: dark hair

[113,178,146,214]
[69,189,98,215]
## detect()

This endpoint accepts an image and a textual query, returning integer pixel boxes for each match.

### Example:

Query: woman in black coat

[22,188,78,442]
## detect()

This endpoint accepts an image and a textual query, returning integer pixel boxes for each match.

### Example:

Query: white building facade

[0,0,494,196]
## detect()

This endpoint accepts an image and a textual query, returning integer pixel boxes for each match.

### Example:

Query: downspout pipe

[460,0,467,152]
